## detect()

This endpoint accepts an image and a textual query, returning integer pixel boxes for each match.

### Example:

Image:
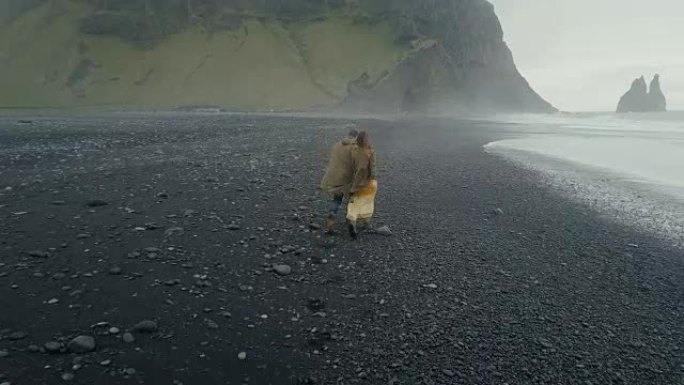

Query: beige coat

[320,138,356,196]
[350,146,377,194]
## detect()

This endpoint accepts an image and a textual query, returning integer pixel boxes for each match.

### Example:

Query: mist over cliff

[0,0,555,113]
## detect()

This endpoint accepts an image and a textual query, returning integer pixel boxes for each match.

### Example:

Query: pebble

[122,333,135,343]
[0,350,7,358]
[423,284,438,289]
[442,369,455,377]
[307,299,325,312]
[47,298,59,305]
[61,373,74,381]
[165,227,184,237]
[238,352,247,360]
[273,264,292,276]
[133,320,158,333]
[9,331,27,340]
[125,368,136,375]
[28,250,50,258]
[309,223,322,230]
[493,207,504,215]
[228,224,241,231]
[375,225,392,236]
[44,341,62,353]
[100,359,112,366]
[109,327,120,334]
[109,267,122,275]
[68,336,96,353]
[87,200,108,207]
[538,338,554,349]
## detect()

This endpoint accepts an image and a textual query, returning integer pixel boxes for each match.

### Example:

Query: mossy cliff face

[0,0,555,112]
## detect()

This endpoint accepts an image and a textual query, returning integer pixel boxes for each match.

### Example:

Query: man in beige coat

[320,128,358,231]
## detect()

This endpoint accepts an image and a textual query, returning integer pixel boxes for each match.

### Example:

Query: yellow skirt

[347,180,377,222]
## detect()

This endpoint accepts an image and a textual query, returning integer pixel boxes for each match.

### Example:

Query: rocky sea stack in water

[617,74,667,113]
[0,0,555,113]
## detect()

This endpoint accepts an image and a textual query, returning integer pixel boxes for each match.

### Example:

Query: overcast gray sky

[490,0,683,112]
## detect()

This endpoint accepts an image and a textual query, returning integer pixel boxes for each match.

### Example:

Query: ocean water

[484,111,684,248]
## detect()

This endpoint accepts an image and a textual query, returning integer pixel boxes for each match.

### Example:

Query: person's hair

[356,131,372,149]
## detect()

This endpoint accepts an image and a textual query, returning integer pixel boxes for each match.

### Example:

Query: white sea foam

[484,111,684,248]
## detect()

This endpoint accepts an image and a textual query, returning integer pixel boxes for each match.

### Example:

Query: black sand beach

[0,114,683,385]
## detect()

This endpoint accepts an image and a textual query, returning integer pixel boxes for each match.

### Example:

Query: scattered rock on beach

[28,250,50,258]
[309,223,322,230]
[68,336,95,353]
[133,320,158,333]
[273,264,292,276]
[86,200,108,207]
[9,331,27,341]
[307,298,326,312]
[375,225,392,236]
[44,341,62,353]
[165,227,184,237]
[122,333,135,343]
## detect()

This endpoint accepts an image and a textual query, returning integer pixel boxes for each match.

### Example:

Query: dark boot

[324,213,336,234]
[348,221,358,240]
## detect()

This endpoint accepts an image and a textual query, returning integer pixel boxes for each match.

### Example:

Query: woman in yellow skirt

[347,131,377,240]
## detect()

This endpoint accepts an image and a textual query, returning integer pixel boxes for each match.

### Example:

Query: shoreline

[485,144,684,250]
[1,114,683,384]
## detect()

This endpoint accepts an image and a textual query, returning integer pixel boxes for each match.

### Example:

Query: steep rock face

[345,0,556,113]
[617,75,667,113]
[0,0,555,113]
[647,74,667,112]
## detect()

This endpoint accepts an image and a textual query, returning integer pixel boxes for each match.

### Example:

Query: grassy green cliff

[0,1,406,109]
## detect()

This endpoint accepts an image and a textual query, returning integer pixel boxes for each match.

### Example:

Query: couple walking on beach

[320,127,377,240]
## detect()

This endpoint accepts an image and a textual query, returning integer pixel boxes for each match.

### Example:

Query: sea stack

[647,74,667,112]
[617,74,667,113]
[617,76,648,113]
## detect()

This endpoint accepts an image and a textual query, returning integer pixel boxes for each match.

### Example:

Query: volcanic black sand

[0,113,683,385]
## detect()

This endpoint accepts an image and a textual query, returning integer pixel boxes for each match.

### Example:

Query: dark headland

[0,0,555,114]
[1,114,683,385]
